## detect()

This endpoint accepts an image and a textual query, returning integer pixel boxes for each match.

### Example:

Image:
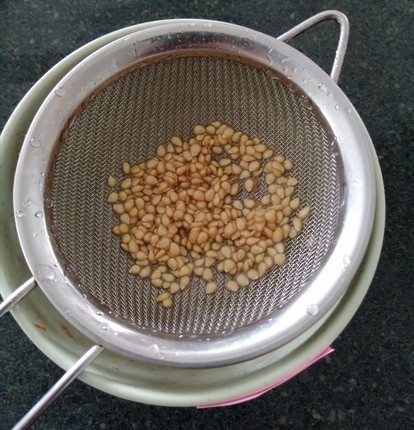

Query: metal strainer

[51,55,338,335]
[1,11,376,428]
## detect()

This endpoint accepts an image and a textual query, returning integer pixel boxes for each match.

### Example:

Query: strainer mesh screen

[50,56,340,335]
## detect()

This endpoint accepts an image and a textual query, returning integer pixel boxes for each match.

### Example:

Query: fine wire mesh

[50,56,341,335]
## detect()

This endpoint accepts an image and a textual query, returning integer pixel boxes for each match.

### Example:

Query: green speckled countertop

[1,1,413,429]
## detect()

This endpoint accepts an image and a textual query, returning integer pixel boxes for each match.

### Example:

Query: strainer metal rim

[13,19,376,368]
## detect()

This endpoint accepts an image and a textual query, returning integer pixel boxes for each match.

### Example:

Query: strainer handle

[1,279,105,428]
[277,10,349,83]
[0,277,36,318]
[12,344,105,430]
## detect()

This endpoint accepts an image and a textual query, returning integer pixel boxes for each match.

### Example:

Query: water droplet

[55,86,66,97]
[306,304,319,316]
[113,331,119,336]
[36,264,56,282]
[352,178,362,187]
[318,83,329,94]
[96,311,103,316]
[43,197,53,208]
[23,198,36,206]
[203,22,213,28]
[343,255,351,266]
[149,344,159,352]
[300,95,313,110]
[301,72,312,83]
[15,210,26,218]
[34,211,43,218]
[307,235,316,248]
[334,104,340,110]
[278,299,289,309]
[29,137,42,147]
[345,107,352,114]
[101,325,108,331]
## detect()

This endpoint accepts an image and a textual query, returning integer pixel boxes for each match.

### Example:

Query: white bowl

[0,21,385,407]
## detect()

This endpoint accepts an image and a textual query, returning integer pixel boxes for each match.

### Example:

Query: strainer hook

[277,10,349,83]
